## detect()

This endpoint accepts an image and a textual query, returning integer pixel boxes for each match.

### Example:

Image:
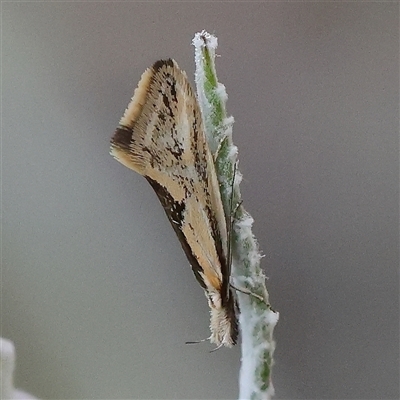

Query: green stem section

[193,31,279,400]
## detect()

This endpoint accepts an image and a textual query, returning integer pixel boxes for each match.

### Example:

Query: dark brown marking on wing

[226,292,239,344]
[158,111,166,124]
[152,58,174,72]
[146,177,207,291]
[210,210,231,308]
[112,127,132,153]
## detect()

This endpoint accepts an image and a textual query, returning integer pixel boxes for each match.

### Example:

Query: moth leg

[209,343,224,353]
[230,283,264,302]
[186,337,225,353]
[232,200,243,218]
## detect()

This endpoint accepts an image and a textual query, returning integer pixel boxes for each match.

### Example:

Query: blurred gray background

[2,3,398,399]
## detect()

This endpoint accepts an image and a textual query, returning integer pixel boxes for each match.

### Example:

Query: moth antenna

[226,162,241,295]
[185,338,210,345]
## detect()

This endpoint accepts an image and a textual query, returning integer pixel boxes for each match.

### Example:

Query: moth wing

[110,59,229,297]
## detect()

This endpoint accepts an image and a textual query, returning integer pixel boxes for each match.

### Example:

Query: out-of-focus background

[2,3,398,399]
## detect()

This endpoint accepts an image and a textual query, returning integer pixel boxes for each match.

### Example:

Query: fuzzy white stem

[192,30,279,400]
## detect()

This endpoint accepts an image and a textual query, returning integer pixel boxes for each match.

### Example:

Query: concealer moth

[110,59,238,347]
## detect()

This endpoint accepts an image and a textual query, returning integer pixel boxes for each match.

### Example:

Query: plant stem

[192,30,279,400]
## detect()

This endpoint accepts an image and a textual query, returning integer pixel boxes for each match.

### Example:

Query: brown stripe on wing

[148,177,239,345]
[146,177,207,290]
[204,197,232,306]
[225,290,239,344]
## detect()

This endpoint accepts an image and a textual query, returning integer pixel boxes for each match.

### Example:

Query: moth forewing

[110,59,238,347]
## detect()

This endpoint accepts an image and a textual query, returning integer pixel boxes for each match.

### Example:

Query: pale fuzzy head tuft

[209,306,237,348]
[206,290,238,347]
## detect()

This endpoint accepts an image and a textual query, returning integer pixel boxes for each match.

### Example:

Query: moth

[110,59,238,347]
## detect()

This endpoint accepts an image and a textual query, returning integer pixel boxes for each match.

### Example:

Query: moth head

[208,290,238,347]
